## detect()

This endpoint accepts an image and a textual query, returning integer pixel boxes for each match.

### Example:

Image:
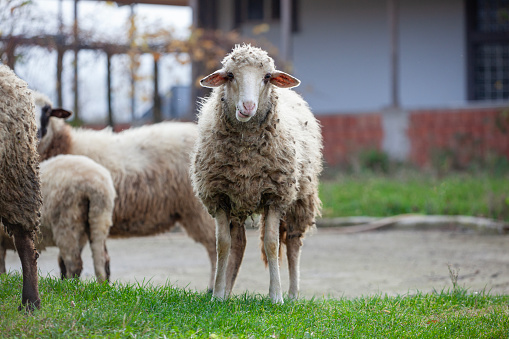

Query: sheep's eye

[227,72,234,80]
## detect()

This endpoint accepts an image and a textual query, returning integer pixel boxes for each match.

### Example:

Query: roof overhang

[93,0,189,6]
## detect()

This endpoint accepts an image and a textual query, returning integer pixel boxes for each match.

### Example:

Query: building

[191,0,509,168]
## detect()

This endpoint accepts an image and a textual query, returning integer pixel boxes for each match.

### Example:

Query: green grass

[320,171,509,221]
[1,273,509,338]
[3,172,509,337]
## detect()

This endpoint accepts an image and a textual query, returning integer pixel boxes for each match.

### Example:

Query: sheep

[0,154,116,283]
[0,64,43,310]
[41,154,114,282]
[36,106,220,291]
[190,44,323,303]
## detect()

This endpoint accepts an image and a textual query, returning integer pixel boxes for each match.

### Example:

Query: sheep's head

[38,105,72,139]
[200,45,300,122]
[37,105,72,160]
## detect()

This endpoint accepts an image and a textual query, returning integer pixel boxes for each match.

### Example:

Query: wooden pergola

[1,0,194,126]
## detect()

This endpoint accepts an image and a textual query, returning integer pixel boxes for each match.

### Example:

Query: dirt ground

[5,227,509,299]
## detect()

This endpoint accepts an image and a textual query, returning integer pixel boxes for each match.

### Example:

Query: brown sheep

[0,64,43,310]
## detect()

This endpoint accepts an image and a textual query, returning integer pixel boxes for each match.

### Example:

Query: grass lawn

[320,171,509,221]
[3,171,508,337]
[1,273,508,338]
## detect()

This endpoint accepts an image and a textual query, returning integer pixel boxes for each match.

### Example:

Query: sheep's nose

[243,101,256,113]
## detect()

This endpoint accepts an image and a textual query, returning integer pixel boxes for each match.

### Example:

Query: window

[234,0,299,32]
[467,0,509,101]
[247,0,264,21]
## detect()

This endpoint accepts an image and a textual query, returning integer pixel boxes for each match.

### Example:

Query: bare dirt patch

[5,227,509,298]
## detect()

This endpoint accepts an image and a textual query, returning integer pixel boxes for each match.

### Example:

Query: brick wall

[408,107,509,168]
[318,107,509,168]
[83,107,509,169]
[318,114,383,166]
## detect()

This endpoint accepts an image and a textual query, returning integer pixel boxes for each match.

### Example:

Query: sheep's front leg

[212,209,231,300]
[12,227,40,311]
[286,234,302,300]
[225,221,246,297]
[264,207,283,304]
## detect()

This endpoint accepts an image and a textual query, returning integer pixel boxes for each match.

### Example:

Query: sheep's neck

[38,123,72,161]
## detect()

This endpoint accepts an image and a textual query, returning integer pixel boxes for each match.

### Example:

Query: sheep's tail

[31,90,53,108]
[259,216,286,267]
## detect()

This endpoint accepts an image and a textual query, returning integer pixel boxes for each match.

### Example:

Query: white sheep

[191,44,323,303]
[41,154,115,282]
[0,154,116,283]
[0,64,43,310]
[36,108,219,290]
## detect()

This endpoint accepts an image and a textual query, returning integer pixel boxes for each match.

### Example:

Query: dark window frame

[234,0,299,32]
[466,0,509,101]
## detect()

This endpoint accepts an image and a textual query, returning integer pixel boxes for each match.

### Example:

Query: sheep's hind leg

[0,238,7,274]
[104,244,111,282]
[225,221,246,297]
[89,222,110,283]
[286,233,303,300]
[58,255,67,279]
[179,212,217,293]
[212,209,231,301]
[56,233,84,280]
[12,227,40,311]
[264,207,283,304]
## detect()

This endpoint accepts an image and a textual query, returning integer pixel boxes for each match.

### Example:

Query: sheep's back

[69,122,203,236]
[39,155,116,247]
[0,65,42,235]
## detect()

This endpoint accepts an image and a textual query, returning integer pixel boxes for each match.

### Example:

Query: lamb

[0,154,116,283]
[36,106,220,290]
[41,154,114,282]
[0,64,43,310]
[190,44,323,303]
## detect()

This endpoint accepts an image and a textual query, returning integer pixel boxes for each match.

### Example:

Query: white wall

[293,0,391,114]
[399,0,466,109]
[230,0,467,114]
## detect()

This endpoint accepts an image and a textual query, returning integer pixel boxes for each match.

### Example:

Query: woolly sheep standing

[191,44,323,303]
[36,108,220,290]
[0,64,43,310]
[0,154,116,283]
[41,154,115,282]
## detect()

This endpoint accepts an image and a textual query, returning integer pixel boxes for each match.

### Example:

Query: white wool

[191,45,323,303]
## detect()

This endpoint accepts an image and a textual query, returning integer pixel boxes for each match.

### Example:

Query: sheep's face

[38,106,72,140]
[201,66,300,122]
[36,106,72,160]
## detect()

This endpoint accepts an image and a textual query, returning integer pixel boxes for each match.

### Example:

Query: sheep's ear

[270,71,300,88]
[200,70,228,88]
[50,108,72,119]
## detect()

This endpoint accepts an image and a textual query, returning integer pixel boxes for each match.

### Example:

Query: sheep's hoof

[271,296,284,304]
[211,292,227,302]
[288,293,299,301]
[18,299,41,313]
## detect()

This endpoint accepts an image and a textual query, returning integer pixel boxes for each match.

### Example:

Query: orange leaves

[252,23,270,35]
